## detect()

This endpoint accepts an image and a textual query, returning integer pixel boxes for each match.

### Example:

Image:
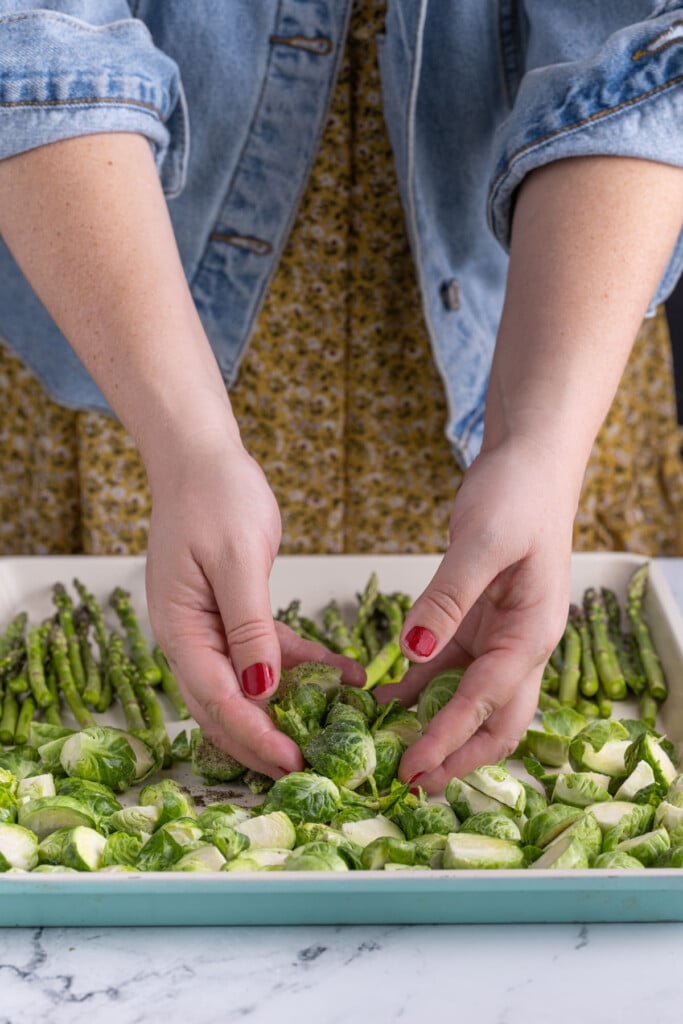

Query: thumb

[211,551,281,701]
[400,529,501,661]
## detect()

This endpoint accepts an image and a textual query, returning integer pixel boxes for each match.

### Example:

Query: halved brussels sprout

[0,822,39,871]
[18,795,95,841]
[442,833,525,870]
[284,842,350,872]
[59,727,137,792]
[614,828,671,866]
[463,765,526,814]
[174,845,226,872]
[235,811,296,851]
[459,812,522,843]
[340,814,405,848]
[262,772,341,825]
[552,772,611,809]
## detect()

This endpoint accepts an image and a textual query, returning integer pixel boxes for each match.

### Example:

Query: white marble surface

[2,558,683,1024]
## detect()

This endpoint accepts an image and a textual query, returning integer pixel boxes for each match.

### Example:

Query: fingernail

[409,787,421,796]
[408,772,424,785]
[405,626,437,658]
[278,766,290,776]
[242,663,274,697]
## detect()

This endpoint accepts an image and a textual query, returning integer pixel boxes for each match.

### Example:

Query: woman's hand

[145,433,365,778]
[378,436,574,792]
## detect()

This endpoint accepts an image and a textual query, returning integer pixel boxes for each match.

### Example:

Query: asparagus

[0,612,27,679]
[110,587,161,686]
[558,619,581,707]
[322,601,364,660]
[626,564,668,702]
[75,609,102,708]
[568,605,598,698]
[7,663,29,695]
[49,622,95,729]
[14,694,36,746]
[43,660,63,728]
[541,660,560,694]
[350,573,380,662]
[583,588,627,700]
[106,632,146,732]
[26,623,54,709]
[152,647,190,720]
[362,594,403,690]
[52,583,87,695]
[602,586,646,695]
[73,578,108,664]
[0,690,18,745]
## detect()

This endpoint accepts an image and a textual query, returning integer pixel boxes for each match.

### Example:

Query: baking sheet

[1,552,682,926]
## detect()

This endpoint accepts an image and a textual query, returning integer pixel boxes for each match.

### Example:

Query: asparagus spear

[7,662,29,695]
[52,583,87,695]
[626,564,668,702]
[49,622,95,729]
[14,694,36,746]
[568,605,598,698]
[26,623,54,708]
[152,647,190,720]
[322,601,364,660]
[0,690,18,745]
[0,612,28,679]
[43,659,63,727]
[362,594,403,690]
[558,618,581,707]
[75,608,102,708]
[110,587,161,686]
[583,588,627,700]
[73,578,108,664]
[106,632,146,731]
[601,586,646,695]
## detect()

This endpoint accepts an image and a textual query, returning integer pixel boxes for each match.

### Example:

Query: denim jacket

[0,0,681,466]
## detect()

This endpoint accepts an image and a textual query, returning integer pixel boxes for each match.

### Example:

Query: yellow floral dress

[1,0,682,558]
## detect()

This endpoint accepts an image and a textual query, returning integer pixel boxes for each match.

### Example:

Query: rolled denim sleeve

[489,1,683,307]
[0,1,187,195]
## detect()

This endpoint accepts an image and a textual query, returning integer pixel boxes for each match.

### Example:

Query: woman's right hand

[145,430,365,778]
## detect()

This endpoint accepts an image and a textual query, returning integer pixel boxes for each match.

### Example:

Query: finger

[209,543,282,702]
[169,633,304,773]
[397,644,542,782]
[399,531,504,663]
[275,622,367,686]
[401,678,540,793]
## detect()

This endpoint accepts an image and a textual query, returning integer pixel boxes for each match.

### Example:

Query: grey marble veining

[2,922,683,1023]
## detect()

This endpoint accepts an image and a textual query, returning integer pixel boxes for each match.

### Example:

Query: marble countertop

[2,558,683,1024]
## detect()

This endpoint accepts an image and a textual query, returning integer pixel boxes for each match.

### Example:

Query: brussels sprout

[624,733,677,792]
[382,863,425,872]
[602,804,656,851]
[170,730,191,762]
[37,736,75,774]
[613,761,660,804]
[108,804,161,835]
[55,778,123,823]
[372,730,405,793]
[337,685,378,725]
[123,731,162,782]
[330,805,376,829]
[37,825,105,871]
[243,770,273,795]
[16,773,56,804]
[411,802,460,837]
[412,833,448,868]
[303,714,376,791]
[340,814,405,848]
[372,702,422,745]
[59,726,137,792]
[174,845,226,872]
[98,864,137,873]
[271,705,312,748]
[532,834,589,870]
[202,826,250,862]
[459,813,522,843]
[416,669,463,727]
[28,722,75,748]
[262,772,341,824]
[552,772,612,809]
[445,777,516,821]
[568,720,632,776]
[522,805,584,848]
[293,822,363,867]
[593,851,646,870]
[654,801,683,834]
[442,833,525,870]
[136,819,204,871]
[0,822,39,871]
[32,864,80,874]
[235,811,296,850]
[139,779,196,826]
[541,708,589,739]
[524,731,570,768]
[0,747,41,780]
[190,729,245,784]
[18,796,95,840]
[556,813,603,864]
[668,846,683,868]
[0,768,17,793]
[520,782,547,818]
[615,828,671,866]
[464,765,526,814]
[588,800,650,834]
[0,788,17,824]
[101,831,147,868]
[222,848,290,871]
[667,774,683,802]
[284,842,350,872]
[279,662,342,703]
[360,836,416,870]
[197,803,255,831]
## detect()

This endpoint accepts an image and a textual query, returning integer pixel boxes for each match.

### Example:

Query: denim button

[440,278,461,311]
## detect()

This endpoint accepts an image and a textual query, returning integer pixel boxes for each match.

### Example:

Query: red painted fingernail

[278,766,290,776]
[409,787,421,796]
[405,626,437,657]
[408,773,424,785]
[241,663,274,696]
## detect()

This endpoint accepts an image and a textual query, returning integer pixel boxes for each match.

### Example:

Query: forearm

[0,133,241,484]
[485,156,683,499]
